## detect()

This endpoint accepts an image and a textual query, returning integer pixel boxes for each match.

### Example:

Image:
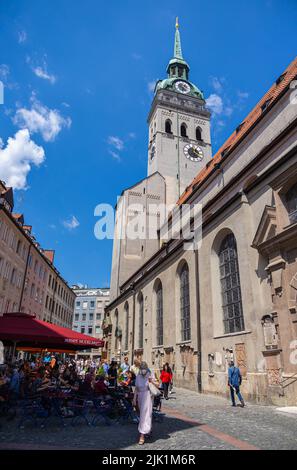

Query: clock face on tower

[174,81,191,94]
[183,144,204,162]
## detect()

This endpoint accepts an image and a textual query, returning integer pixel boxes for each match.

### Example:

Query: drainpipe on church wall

[195,248,202,393]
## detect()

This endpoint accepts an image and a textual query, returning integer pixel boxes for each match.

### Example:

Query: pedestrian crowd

[0,353,245,445]
[0,353,175,445]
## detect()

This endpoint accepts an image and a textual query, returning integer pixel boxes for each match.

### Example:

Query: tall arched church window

[196,127,202,141]
[124,303,129,351]
[286,182,297,223]
[156,282,163,346]
[165,119,172,134]
[138,293,144,349]
[180,264,191,341]
[114,309,119,349]
[180,123,187,138]
[219,233,245,334]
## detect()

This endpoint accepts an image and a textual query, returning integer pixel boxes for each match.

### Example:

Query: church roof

[178,56,297,205]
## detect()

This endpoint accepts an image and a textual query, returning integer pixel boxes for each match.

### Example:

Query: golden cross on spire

[175,17,179,29]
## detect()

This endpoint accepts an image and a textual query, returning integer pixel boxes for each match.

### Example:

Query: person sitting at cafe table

[108,361,118,387]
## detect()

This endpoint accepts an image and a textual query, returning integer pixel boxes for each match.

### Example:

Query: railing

[279,371,297,395]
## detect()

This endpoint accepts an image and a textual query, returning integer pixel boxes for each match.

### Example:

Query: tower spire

[174,17,183,59]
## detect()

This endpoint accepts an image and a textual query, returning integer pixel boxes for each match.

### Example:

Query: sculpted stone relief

[235,343,248,378]
[262,316,278,349]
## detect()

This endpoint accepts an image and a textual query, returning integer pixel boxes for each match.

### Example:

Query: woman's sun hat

[139,361,149,370]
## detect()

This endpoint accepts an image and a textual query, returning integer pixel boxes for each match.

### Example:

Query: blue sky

[0,0,296,288]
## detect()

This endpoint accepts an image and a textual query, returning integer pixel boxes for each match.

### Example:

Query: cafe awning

[0,313,104,351]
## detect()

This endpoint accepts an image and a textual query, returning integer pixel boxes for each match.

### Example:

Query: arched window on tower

[138,293,144,349]
[180,263,191,341]
[286,182,297,224]
[155,281,163,346]
[114,309,119,350]
[180,123,187,138]
[219,233,245,334]
[196,127,202,141]
[124,302,129,351]
[165,119,172,134]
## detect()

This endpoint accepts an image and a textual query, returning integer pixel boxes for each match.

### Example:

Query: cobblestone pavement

[0,388,296,450]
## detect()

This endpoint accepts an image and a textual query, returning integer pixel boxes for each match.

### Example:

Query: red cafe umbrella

[0,313,104,351]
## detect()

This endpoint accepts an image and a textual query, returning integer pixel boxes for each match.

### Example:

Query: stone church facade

[104,21,297,405]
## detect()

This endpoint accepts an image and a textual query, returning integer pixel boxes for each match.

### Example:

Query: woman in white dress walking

[133,361,159,445]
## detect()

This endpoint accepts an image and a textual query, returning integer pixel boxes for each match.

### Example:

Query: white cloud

[33,65,56,84]
[0,64,18,92]
[0,64,9,81]
[237,91,249,99]
[206,94,223,115]
[148,80,156,93]
[132,53,142,60]
[27,56,56,84]
[210,76,224,93]
[62,216,80,230]
[128,132,136,139]
[0,129,45,190]
[108,150,121,162]
[107,135,124,151]
[224,106,233,116]
[18,30,27,44]
[13,97,71,142]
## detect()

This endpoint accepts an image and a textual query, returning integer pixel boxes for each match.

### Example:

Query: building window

[82,301,88,309]
[286,182,297,224]
[180,123,187,138]
[165,119,172,134]
[180,264,191,341]
[81,326,85,334]
[124,302,129,351]
[88,326,93,335]
[156,281,163,346]
[96,313,101,320]
[10,268,16,285]
[90,301,95,309]
[82,313,86,321]
[75,313,79,321]
[89,313,93,321]
[138,293,144,349]
[76,301,80,308]
[196,127,202,141]
[219,233,245,334]
[16,240,21,255]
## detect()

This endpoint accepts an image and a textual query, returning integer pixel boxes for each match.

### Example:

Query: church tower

[147,18,212,206]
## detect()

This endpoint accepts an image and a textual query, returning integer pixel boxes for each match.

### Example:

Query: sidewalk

[0,388,296,450]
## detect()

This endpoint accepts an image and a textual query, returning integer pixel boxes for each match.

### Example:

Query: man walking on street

[228,361,245,407]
